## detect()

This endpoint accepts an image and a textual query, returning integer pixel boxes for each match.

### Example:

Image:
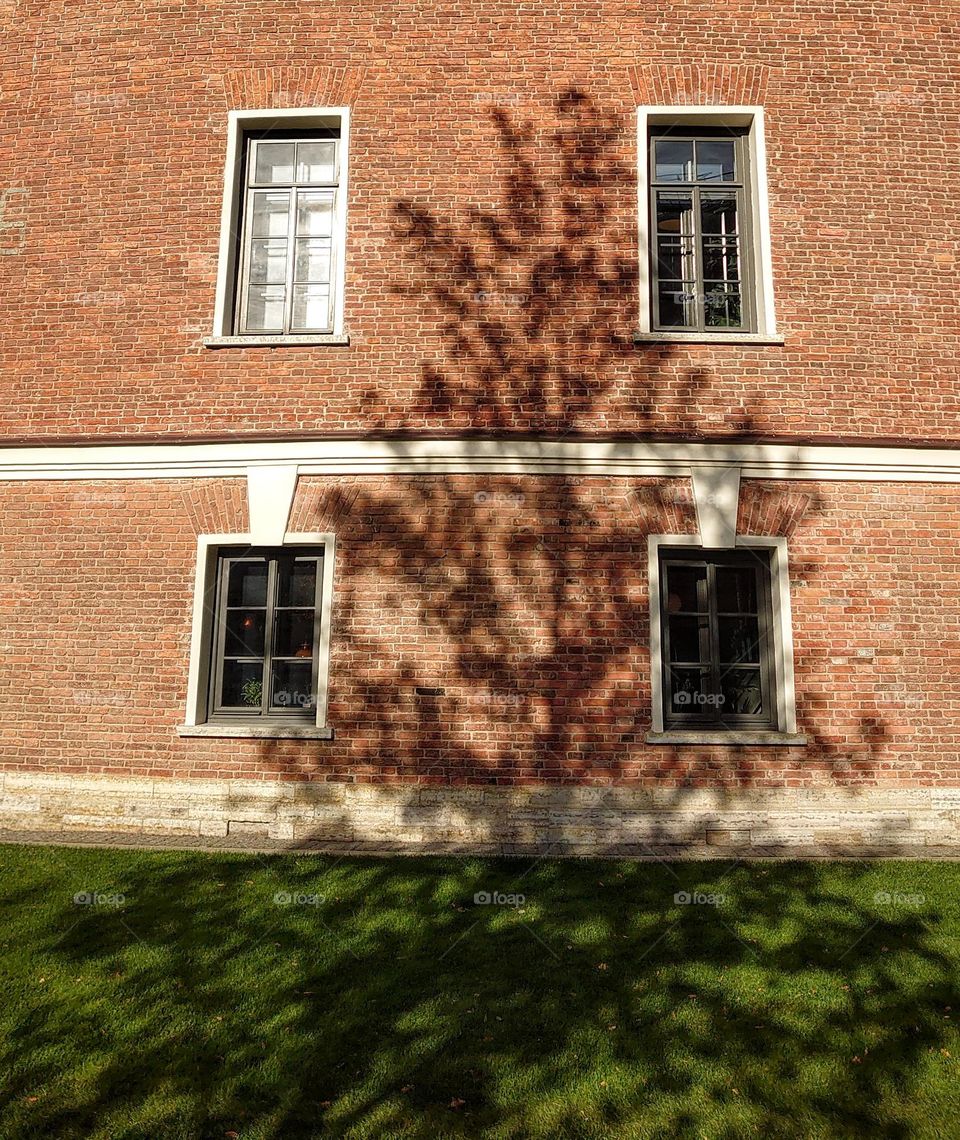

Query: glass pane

[719,616,761,664]
[700,193,738,235]
[221,660,265,709]
[654,139,693,183]
[670,668,713,715]
[657,281,697,328]
[657,239,694,282]
[665,564,707,613]
[696,140,736,182]
[225,611,266,657]
[668,615,707,663]
[297,192,334,237]
[291,285,331,331]
[251,191,290,239]
[273,610,316,659]
[297,140,337,182]
[271,661,315,711]
[656,192,693,236]
[278,559,318,608]
[254,142,295,184]
[704,284,742,328]
[720,668,763,716]
[248,239,288,286]
[716,566,758,613]
[295,238,332,283]
[245,285,286,332]
[227,562,268,607]
[701,239,740,283]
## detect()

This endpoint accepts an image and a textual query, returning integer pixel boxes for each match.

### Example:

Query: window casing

[658,548,777,729]
[209,547,325,722]
[649,127,753,333]
[235,132,341,336]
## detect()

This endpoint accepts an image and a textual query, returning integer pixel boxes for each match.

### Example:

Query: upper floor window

[636,108,780,344]
[649,128,751,333]
[237,133,340,336]
[207,109,349,347]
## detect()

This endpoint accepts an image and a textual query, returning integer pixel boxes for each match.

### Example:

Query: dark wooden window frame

[648,126,755,334]
[233,128,341,337]
[659,547,777,730]
[208,546,325,723]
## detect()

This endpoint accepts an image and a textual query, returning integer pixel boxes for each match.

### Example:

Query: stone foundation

[2,772,960,857]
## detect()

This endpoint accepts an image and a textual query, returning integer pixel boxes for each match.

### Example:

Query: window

[208,109,349,346]
[650,129,751,332]
[658,548,776,729]
[209,548,325,721]
[237,134,340,335]
[636,108,779,343]
[180,533,336,738]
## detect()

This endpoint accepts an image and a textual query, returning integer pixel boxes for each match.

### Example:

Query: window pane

[291,285,331,330]
[297,141,337,182]
[668,615,707,663]
[665,564,707,613]
[227,562,268,607]
[656,239,694,282]
[716,566,758,613]
[221,660,265,708]
[225,611,266,657]
[272,661,315,711]
[704,284,743,328]
[657,282,697,328]
[701,239,740,284]
[696,140,736,182]
[278,559,318,608]
[251,191,290,239]
[720,668,763,716]
[700,193,738,235]
[254,142,296,184]
[297,192,334,237]
[670,668,713,715]
[273,610,316,658]
[719,616,761,664]
[295,238,332,284]
[656,192,693,236]
[654,139,693,183]
[245,285,286,332]
[248,238,288,286]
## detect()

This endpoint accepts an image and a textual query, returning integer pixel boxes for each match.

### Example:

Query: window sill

[203,334,350,348]
[177,724,334,740]
[634,331,785,346]
[646,730,807,747]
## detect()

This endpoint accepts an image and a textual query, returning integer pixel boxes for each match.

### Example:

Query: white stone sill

[203,335,350,348]
[634,331,785,346]
[177,724,334,740]
[646,731,807,747]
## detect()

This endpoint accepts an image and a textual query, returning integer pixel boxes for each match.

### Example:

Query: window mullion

[262,557,279,714]
[706,562,722,720]
[283,189,297,336]
[692,185,705,333]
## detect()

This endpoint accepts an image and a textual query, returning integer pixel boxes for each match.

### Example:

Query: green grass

[0,849,959,1138]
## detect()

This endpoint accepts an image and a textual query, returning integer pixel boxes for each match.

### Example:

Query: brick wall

[0,475,957,793]
[0,2,956,444]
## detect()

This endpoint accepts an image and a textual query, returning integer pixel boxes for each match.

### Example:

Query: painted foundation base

[2,772,960,857]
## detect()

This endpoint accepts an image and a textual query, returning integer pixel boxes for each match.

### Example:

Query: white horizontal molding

[1,437,960,482]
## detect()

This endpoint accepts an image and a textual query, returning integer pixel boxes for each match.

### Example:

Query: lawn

[0,847,958,1138]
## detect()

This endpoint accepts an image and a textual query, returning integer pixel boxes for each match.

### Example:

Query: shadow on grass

[1,849,959,1138]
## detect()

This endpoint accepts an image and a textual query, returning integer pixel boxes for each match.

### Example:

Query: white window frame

[636,106,781,344]
[207,108,350,347]
[647,535,803,744]
[179,532,336,738]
